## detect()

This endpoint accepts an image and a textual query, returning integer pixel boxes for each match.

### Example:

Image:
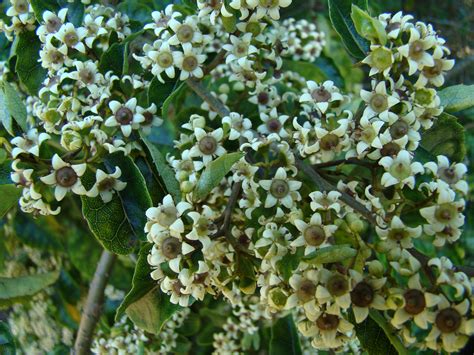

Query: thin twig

[295,156,378,226]
[185,79,230,118]
[409,248,474,278]
[313,157,376,169]
[203,49,226,75]
[74,250,117,355]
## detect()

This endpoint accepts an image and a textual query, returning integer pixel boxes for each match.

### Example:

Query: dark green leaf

[0,322,16,355]
[328,0,369,59]
[302,244,357,264]
[15,31,47,96]
[162,82,186,120]
[13,213,63,251]
[0,160,12,185]
[0,185,21,218]
[420,112,466,162]
[126,286,182,334]
[29,0,60,21]
[177,312,201,336]
[282,59,327,82]
[57,0,84,26]
[98,30,144,75]
[81,175,137,255]
[148,77,178,109]
[193,152,244,201]
[104,152,152,241]
[351,4,387,45]
[0,91,13,136]
[0,270,60,309]
[116,243,155,319]
[1,82,27,132]
[269,315,302,355]
[438,84,474,113]
[140,134,181,202]
[276,249,303,282]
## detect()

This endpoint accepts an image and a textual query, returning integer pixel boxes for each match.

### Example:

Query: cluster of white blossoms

[141,5,473,354]
[2,0,473,352]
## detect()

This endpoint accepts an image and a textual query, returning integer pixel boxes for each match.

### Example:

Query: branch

[74,250,117,355]
[203,49,226,75]
[295,156,378,225]
[409,248,474,278]
[313,157,377,170]
[186,79,230,118]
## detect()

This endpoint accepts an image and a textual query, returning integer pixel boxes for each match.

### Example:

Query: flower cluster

[1,0,473,353]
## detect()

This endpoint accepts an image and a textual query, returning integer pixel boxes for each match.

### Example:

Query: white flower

[148,40,180,83]
[222,112,252,140]
[379,150,424,188]
[55,23,87,53]
[87,167,127,203]
[145,194,191,239]
[398,27,436,75]
[40,154,87,201]
[174,43,206,80]
[291,213,336,255]
[222,33,258,67]
[376,216,422,249]
[189,127,226,164]
[349,270,387,323]
[300,80,343,113]
[11,129,50,158]
[36,9,68,42]
[257,108,289,140]
[259,167,301,208]
[360,81,399,122]
[104,98,145,137]
[246,0,292,20]
[168,16,203,46]
[424,155,468,195]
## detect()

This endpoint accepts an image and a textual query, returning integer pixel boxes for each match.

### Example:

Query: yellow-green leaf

[302,244,357,264]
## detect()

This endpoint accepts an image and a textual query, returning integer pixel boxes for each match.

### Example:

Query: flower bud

[180,181,194,193]
[60,130,82,151]
[367,260,384,277]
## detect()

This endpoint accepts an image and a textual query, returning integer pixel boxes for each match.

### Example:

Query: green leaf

[104,152,152,241]
[13,213,64,251]
[0,270,60,309]
[356,310,408,355]
[148,77,178,109]
[420,112,466,162]
[0,322,16,355]
[328,0,369,60]
[29,0,60,21]
[116,243,155,319]
[438,84,474,113]
[193,152,244,201]
[1,82,27,132]
[15,31,47,96]
[126,286,182,334]
[276,249,303,282]
[0,160,12,185]
[98,30,144,75]
[351,5,387,45]
[140,134,181,202]
[0,185,21,218]
[57,0,84,26]
[269,315,302,355]
[177,312,201,336]
[282,59,327,82]
[302,244,357,264]
[162,82,186,120]
[0,92,13,136]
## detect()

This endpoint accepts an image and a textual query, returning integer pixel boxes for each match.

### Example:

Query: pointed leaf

[421,112,466,162]
[302,244,357,264]
[328,0,369,60]
[140,134,181,202]
[1,82,27,132]
[438,84,474,113]
[193,152,244,201]
[0,271,60,309]
[0,185,21,218]
[269,315,302,355]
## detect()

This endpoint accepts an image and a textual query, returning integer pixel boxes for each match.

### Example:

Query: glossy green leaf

[126,286,182,334]
[420,112,466,162]
[98,30,144,75]
[15,31,47,96]
[0,92,13,136]
[193,152,244,201]
[276,248,303,282]
[30,0,60,21]
[328,0,369,60]
[282,59,327,82]
[351,5,387,45]
[57,0,84,26]
[148,77,178,109]
[0,322,16,355]
[81,172,137,255]
[0,160,12,185]
[302,244,357,264]
[0,270,59,309]
[0,185,21,218]
[162,82,187,120]
[1,82,27,132]
[104,152,152,241]
[269,315,302,355]
[140,134,181,202]
[438,84,474,113]
[116,243,155,319]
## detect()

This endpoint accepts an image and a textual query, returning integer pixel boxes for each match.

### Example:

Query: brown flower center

[266,118,281,133]
[389,120,409,139]
[316,313,340,331]
[115,107,134,125]
[161,237,181,259]
[320,134,339,151]
[370,93,388,113]
[311,87,331,102]
[327,274,348,297]
[296,280,317,302]
[270,179,289,199]
[55,167,78,187]
[403,289,426,315]
[435,308,462,333]
[182,55,198,72]
[304,225,326,246]
[409,40,425,60]
[198,136,217,155]
[176,24,194,43]
[351,281,374,307]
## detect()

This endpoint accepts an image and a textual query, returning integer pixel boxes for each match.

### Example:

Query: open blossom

[87,167,127,203]
[40,154,87,201]
[259,167,301,208]
[104,98,145,137]
[379,150,424,188]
